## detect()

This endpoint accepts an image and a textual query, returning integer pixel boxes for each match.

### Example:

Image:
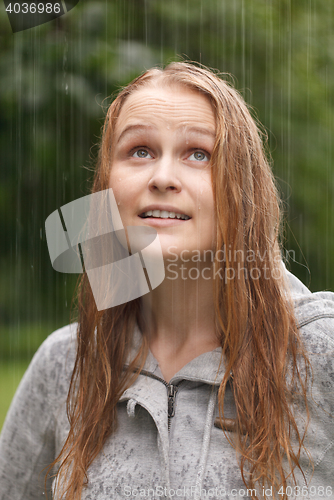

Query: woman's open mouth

[139,209,191,220]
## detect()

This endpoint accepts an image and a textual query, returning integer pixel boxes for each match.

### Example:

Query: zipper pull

[167,384,178,418]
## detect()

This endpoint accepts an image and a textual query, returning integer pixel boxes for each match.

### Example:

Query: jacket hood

[284,264,334,327]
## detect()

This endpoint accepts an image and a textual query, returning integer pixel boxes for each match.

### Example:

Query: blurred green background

[1,0,334,428]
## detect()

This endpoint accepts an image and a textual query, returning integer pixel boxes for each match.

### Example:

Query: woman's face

[109,84,216,262]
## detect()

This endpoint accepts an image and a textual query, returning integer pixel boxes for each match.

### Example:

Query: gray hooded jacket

[1,270,334,499]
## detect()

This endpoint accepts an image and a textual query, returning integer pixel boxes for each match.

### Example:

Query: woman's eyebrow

[116,124,216,145]
[181,126,216,139]
[117,124,154,144]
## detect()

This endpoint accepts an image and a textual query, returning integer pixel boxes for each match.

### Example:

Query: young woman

[1,62,334,500]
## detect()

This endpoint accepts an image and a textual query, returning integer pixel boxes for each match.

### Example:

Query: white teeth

[141,209,190,220]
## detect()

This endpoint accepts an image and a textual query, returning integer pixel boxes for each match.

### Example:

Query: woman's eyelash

[131,146,149,152]
[188,149,211,161]
[130,147,152,158]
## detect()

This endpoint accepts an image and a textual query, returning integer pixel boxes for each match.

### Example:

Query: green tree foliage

[0,0,333,331]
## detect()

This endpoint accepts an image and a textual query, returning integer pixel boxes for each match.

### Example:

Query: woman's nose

[148,155,182,193]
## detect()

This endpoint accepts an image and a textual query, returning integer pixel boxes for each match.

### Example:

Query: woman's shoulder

[32,322,78,366]
[0,323,78,499]
[31,322,77,363]
[284,271,334,486]
[286,268,334,407]
[18,322,78,406]
[39,322,78,350]
[285,268,334,347]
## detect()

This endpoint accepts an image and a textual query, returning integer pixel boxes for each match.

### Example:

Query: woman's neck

[141,263,220,381]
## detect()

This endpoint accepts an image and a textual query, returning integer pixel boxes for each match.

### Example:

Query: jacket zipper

[128,367,179,431]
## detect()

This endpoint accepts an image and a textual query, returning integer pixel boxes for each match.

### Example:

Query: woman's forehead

[114,85,216,140]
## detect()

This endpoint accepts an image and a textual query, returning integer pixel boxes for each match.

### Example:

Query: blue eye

[133,149,152,159]
[188,151,209,161]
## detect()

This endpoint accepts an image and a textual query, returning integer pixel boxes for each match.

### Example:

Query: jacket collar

[127,324,226,386]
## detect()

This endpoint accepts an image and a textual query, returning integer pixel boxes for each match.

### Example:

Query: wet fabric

[0,270,334,499]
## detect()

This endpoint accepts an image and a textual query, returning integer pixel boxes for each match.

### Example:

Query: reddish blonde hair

[47,62,311,499]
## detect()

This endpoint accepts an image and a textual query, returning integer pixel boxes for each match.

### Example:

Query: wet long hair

[47,62,311,499]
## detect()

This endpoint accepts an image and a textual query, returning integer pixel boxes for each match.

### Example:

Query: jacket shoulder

[0,323,77,500]
[37,323,78,369]
[285,269,334,346]
[29,322,78,403]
